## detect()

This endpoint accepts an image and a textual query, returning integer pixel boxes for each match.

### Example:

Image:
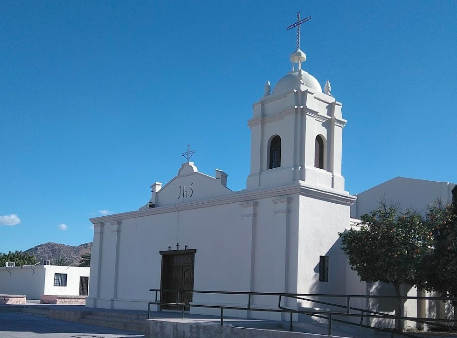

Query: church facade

[86,46,358,315]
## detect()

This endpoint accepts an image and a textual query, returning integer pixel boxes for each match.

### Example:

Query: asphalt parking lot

[0,312,144,338]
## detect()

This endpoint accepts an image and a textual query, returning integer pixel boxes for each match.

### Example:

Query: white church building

[87,42,359,315]
[86,36,455,326]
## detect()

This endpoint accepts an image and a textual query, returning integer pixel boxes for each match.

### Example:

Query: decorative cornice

[249,105,345,128]
[334,118,347,127]
[90,183,355,224]
[248,107,295,127]
[298,184,356,205]
[257,92,289,105]
[315,114,329,123]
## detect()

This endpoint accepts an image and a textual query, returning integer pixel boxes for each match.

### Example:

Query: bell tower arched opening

[314,135,325,170]
[268,135,281,169]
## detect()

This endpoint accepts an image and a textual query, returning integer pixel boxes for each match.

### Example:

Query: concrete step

[80,317,145,333]
[84,313,146,324]
[90,311,148,320]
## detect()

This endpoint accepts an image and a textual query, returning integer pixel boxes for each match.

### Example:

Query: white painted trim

[90,183,355,224]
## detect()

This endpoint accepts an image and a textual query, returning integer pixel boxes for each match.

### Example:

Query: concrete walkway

[1,304,456,338]
[0,312,144,338]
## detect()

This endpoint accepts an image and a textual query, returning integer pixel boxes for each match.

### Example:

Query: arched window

[315,135,325,169]
[269,135,281,169]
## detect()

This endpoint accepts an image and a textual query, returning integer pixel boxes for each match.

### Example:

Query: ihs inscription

[178,183,194,200]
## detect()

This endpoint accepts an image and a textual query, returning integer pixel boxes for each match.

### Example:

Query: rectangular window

[54,273,68,286]
[319,256,329,282]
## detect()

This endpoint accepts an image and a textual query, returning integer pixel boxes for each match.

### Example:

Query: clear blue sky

[1,1,456,253]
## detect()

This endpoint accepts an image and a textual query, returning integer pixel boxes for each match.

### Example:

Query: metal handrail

[148,288,457,337]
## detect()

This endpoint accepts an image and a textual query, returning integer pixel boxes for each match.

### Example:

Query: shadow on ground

[0,312,143,338]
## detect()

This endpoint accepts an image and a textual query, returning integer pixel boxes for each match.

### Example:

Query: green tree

[340,202,432,330]
[54,256,70,266]
[0,251,37,267]
[422,186,457,323]
[78,253,91,267]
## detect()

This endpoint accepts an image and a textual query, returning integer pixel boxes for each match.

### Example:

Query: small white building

[0,264,90,300]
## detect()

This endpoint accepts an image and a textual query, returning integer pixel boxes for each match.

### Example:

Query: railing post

[182,304,185,319]
[360,310,364,325]
[346,296,350,314]
[328,314,332,336]
[248,294,251,310]
[221,308,224,326]
[289,312,293,331]
[148,302,150,319]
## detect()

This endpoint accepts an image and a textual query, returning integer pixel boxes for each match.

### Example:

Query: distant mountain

[25,242,92,266]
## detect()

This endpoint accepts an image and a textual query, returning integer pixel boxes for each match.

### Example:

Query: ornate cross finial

[286,11,311,50]
[182,144,195,163]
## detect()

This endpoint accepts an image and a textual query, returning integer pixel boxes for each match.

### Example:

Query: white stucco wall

[0,265,89,299]
[351,177,456,218]
[88,192,300,313]
[87,177,355,318]
[43,265,90,296]
[297,194,352,310]
[0,266,46,299]
[113,202,252,310]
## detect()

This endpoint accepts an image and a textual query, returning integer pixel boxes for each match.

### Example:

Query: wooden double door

[160,250,195,310]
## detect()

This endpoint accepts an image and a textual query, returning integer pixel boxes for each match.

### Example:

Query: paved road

[0,313,144,338]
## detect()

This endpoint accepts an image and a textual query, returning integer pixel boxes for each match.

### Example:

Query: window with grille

[54,273,68,286]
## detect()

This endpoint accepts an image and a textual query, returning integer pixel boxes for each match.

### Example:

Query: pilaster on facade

[240,201,258,218]
[272,196,292,319]
[240,201,258,318]
[272,196,292,215]
[94,222,105,307]
[110,220,122,302]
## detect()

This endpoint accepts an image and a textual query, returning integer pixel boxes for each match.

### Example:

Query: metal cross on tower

[286,11,311,50]
[182,144,195,163]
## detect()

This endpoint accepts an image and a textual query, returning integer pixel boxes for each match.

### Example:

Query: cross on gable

[182,144,195,163]
[286,11,312,50]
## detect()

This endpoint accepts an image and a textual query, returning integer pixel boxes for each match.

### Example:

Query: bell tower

[246,46,347,192]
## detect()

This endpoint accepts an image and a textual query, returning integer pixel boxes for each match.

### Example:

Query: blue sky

[1,1,456,253]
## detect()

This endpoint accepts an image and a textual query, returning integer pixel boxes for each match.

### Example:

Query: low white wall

[0,266,46,299]
[0,265,90,299]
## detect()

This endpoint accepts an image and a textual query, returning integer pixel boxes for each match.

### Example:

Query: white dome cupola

[273,47,322,94]
[246,13,347,192]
